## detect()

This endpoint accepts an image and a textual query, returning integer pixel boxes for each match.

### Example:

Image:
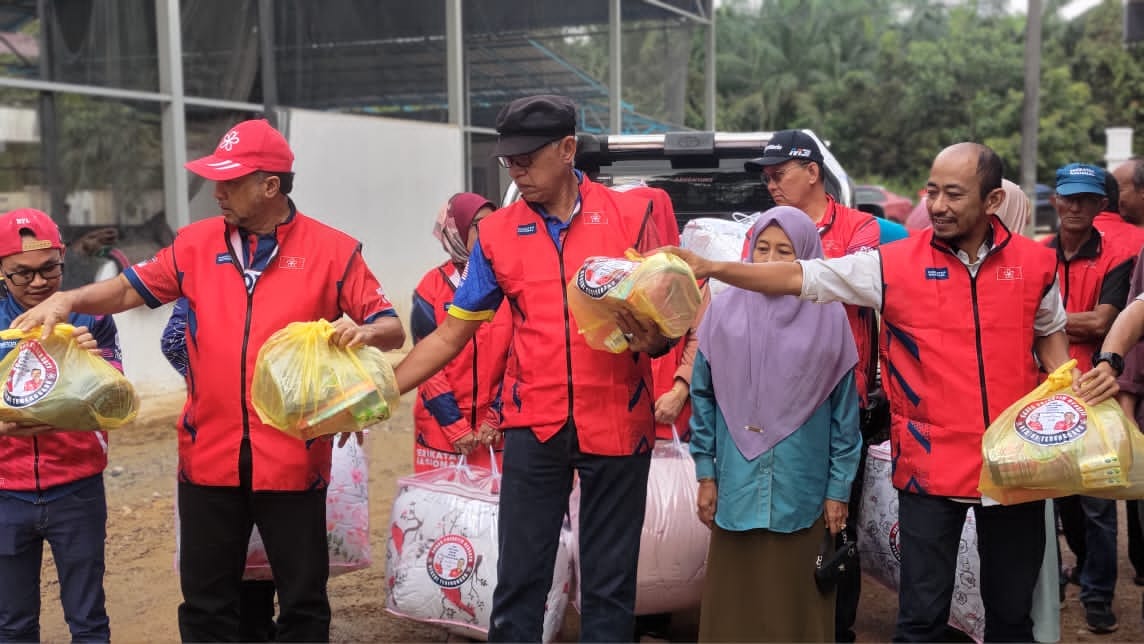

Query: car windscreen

[587,159,776,229]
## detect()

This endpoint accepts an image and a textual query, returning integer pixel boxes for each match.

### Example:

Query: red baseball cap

[185,119,294,181]
[0,209,64,258]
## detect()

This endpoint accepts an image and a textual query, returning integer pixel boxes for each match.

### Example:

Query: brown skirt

[698,516,835,643]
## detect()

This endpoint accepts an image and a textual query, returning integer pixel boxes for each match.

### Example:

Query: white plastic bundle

[245,438,371,579]
[680,213,760,295]
[568,433,709,615]
[173,437,372,580]
[858,441,984,642]
[384,454,572,641]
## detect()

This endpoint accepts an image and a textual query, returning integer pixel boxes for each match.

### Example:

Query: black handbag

[814,527,858,594]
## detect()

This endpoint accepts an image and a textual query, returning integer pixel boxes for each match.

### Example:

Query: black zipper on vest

[226,233,257,489]
[552,232,575,422]
[960,264,992,430]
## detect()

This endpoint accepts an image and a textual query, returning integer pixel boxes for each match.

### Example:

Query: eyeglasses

[496,141,559,169]
[763,160,814,185]
[3,262,64,286]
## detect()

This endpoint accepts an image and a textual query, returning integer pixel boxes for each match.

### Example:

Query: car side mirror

[857,203,886,220]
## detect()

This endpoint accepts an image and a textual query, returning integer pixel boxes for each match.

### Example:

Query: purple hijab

[696,206,858,461]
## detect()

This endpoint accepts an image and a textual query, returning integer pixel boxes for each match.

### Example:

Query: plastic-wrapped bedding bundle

[173,437,372,579]
[859,441,984,642]
[385,454,572,641]
[568,431,709,615]
[679,213,760,295]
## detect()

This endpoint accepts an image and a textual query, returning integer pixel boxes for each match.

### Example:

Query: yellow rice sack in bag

[0,324,138,430]
[252,320,400,440]
[567,249,702,353]
[979,360,1133,504]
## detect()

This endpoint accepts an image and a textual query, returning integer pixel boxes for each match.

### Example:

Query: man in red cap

[0,208,121,642]
[11,119,405,642]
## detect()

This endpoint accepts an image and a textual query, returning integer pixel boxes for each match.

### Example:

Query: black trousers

[177,482,329,642]
[488,423,651,643]
[1127,500,1144,578]
[893,492,1045,643]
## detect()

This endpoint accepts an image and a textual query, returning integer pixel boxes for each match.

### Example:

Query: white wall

[285,109,463,331]
[113,302,186,397]
[117,110,460,396]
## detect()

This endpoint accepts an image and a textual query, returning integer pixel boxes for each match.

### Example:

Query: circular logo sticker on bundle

[889,522,902,562]
[576,258,632,299]
[3,341,59,408]
[1014,394,1087,446]
[426,534,475,588]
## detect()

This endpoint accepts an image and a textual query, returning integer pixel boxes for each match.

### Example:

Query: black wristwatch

[1092,352,1124,377]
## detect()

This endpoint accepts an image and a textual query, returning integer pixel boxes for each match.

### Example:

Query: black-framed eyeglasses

[496,141,559,169]
[3,262,65,286]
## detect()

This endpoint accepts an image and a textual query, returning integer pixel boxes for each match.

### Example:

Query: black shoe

[1084,601,1119,634]
[1134,574,1144,587]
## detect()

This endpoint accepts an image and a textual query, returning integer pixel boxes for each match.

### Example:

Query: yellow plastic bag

[251,320,400,440]
[0,324,138,430]
[567,249,702,353]
[979,360,1135,504]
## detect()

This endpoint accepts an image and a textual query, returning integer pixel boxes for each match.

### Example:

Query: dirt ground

[31,390,1144,643]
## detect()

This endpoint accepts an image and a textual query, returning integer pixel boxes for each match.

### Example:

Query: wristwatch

[1092,352,1124,377]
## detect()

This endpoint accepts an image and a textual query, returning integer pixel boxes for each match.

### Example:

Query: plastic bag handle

[670,422,686,455]
[0,323,76,341]
[488,445,500,480]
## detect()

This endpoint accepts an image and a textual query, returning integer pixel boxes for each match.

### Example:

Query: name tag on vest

[925,267,949,280]
[517,223,537,235]
[216,252,231,264]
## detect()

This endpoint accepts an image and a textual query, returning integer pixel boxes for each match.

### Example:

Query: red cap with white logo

[0,209,64,258]
[185,119,294,181]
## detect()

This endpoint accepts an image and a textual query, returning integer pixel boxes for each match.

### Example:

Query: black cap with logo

[744,129,825,172]
[494,95,578,157]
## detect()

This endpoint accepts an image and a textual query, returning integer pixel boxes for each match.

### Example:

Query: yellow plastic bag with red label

[0,324,138,430]
[251,320,400,441]
[979,360,1139,504]
[566,250,702,353]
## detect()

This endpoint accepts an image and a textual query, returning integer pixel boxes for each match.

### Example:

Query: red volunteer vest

[412,262,512,465]
[478,176,657,455]
[880,218,1058,498]
[1043,230,1136,371]
[173,214,367,491]
[0,433,106,492]
[819,198,878,405]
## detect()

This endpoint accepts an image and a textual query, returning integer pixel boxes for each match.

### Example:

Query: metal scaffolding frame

[0,0,717,223]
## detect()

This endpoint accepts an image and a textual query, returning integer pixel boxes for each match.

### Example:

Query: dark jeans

[1127,500,1144,578]
[1055,495,1118,602]
[489,423,651,643]
[177,482,329,642]
[0,478,109,642]
[894,492,1045,643]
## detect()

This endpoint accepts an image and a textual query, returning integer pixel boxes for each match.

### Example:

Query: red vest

[478,176,657,455]
[412,262,512,463]
[819,198,879,405]
[1094,212,1144,259]
[1043,230,1137,371]
[173,214,367,490]
[880,219,1058,497]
